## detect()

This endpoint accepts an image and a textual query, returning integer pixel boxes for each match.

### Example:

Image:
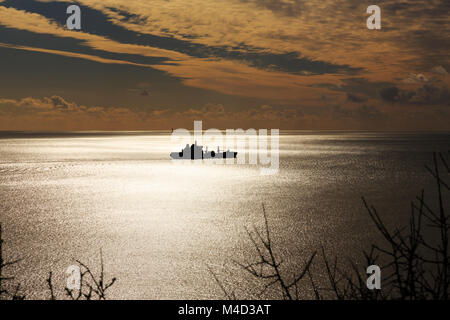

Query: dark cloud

[346,93,366,103]
[0,0,359,76]
[410,85,450,105]
[48,95,74,110]
[380,86,400,102]
[312,77,392,101]
[105,7,149,26]
[379,85,450,106]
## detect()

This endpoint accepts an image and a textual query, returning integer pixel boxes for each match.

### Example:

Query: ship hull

[170,151,237,160]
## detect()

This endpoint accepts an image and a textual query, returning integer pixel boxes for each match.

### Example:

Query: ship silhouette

[170,141,237,160]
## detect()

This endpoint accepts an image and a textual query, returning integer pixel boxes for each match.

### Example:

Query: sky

[0,0,448,131]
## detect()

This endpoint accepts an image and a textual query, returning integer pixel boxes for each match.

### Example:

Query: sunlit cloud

[0,0,448,130]
[1,94,448,131]
[0,4,348,101]
[33,0,448,74]
[0,42,159,68]
[0,95,304,130]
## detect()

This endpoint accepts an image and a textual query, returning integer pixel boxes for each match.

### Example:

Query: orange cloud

[1,95,449,131]
[0,95,301,130]
[0,1,448,131]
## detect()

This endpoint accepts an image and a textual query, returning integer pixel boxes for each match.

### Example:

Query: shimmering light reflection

[0,132,449,299]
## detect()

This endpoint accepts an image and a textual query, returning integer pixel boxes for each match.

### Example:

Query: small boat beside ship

[170,141,237,160]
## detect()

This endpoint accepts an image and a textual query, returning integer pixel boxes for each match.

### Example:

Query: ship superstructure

[170,141,237,160]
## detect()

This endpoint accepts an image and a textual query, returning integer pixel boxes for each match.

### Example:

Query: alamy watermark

[367,5,381,30]
[66,5,81,30]
[66,265,81,290]
[366,265,381,290]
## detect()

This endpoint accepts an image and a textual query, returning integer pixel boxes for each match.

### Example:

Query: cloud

[127,83,151,96]
[431,65,448,75]
[174,103,302,122]
[0,95,144,125]
[0,42,159,69]
[409,85,450,105]
[356,105,386,120]
[1,94,449,131]
[330,105,353,119]
[0,0,449,130]
[0,4,356,103]
[0,3,357,75]
[403,73,429,84]
[379,87,408,103]
[5,0,443,83]
[0,95,303,130]
[238,0,304,17]
[379,85,450,106]
[346,93,366,103]
[0,5,188,61]
[330,104,385,121]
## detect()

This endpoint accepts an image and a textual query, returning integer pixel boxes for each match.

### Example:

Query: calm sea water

[0,132,449,299]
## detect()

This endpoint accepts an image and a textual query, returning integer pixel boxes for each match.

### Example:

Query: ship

[170,141,237,160]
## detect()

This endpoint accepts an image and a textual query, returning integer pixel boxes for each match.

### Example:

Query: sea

[0,131,449,299]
